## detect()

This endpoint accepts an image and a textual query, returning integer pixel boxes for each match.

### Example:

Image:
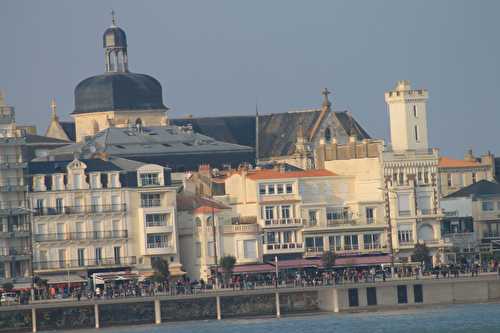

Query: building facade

[0,92,32,284]
[28,156,182,282]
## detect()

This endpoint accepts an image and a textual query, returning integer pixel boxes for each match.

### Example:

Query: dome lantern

[103,10,128,73]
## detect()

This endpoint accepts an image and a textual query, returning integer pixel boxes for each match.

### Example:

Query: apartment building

[0,93,32,284]
[28,156,182,282]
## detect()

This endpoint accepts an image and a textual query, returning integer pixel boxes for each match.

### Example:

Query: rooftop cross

[111,9,116,26]
[321,88,331,108]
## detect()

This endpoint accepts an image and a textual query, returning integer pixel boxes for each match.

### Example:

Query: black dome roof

[72,72,167,114]
[103,26,127,48]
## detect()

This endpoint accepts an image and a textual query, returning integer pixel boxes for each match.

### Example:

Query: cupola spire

[50,97,58,120]
[103,11,129,73]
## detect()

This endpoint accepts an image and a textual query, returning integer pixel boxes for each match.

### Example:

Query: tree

[2,282,13,292]
[220,255,236,285]
[322,250,336,271]
[412,243,431,267]
[151,257,170,283]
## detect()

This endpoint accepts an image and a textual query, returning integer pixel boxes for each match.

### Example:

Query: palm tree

[151,257,170,283]
[322,250,336,271]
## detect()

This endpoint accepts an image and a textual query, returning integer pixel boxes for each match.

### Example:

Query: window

[281,205,291,219]
[344,234,359,251]
[482,201,494,211]
[268,184,275,195]
[327,207,350,221]
[398,194,410,216]
[398,172,404,185]
[265,206,274,220]
[114,246,121,264]
[111,195,121,211]
[58,249,66,268]
[424,171,429,184]
[77,248,85,267]
[455,173,463,187]
[147,234,168,248]
[329,235,342,251]
[55,198,63,214]
[266,232,276,244]
[413,105,417,118]
[145,214,168,227]
[91,196,100,212]
[207,241,215,256]
[72,174,81,190]
[324,128,332,142]
[110,173,119,188]
[447,174,452,187]
[414,125,419,141]
[140,173,160,186]
[363,233,381,249]
[56,223,65,240]
[195,242,201,257]
[259,184,266,195]
[417,171,422,183]
[472,172,477,183]
[243,239,257,259]
[90,174,99,188]
[277,184,284,194]
[286,184,293,194]
[308,210,318,226]
[366,207,374,224]
[95,247,102,264]
[36,199,44,211]
[417,195,431,214]
[398,230,413,244]
[141,193,161,207]
[305,236,323,251]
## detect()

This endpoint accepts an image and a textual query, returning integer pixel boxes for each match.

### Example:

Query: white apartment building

[28,156,182,282]
[0,93,32,283]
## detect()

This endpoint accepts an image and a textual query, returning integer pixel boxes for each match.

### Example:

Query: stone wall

[161,298,216,321]
[0,310,31,332]
[221,294,276,318]
[280,292,319,313]
[99,302,154,327]
[36,306,94,331]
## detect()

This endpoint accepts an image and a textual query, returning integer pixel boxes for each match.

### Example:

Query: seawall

[1,276,500,332]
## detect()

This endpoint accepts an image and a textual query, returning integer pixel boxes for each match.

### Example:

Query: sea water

[78,302,500,333]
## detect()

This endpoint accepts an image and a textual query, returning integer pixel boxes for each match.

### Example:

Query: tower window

[413,105,418,118]
[414,125,419,141]
[324,128,332,142]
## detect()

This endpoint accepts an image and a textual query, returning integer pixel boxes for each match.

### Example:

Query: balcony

[33,256,137,271]
[34,230,128,242]
[0,247,31,257]
[140,199,162,208]
[34,204,126,216]
[223,224,259,234]
[263,218,305,228]
[304,247,324,257]
[398,210,412,217]
[398,240,414,248]
[483,232,500,239]
[263,242,303,254]
[326,218,359,227]
[145,242,175,255]
[443,232,475,244]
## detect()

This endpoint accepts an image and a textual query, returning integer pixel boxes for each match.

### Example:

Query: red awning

[231,264,274,274]
[332,255,392,267]
[271,258,321,270]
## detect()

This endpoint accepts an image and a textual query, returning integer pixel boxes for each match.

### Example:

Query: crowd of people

[2,261,500,306]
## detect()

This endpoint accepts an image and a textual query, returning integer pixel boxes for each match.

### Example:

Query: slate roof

[172,110,370,159]
[60,122,76,142]
[33,125,255,171]
[28,156,145,175]
[25,134,70,144]
[445,180,500,199]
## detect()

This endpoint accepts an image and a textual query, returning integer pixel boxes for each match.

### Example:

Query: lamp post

[211,205,219,289]
[379,183,396,278]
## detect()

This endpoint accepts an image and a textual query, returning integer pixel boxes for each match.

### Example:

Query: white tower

[385,80,429,151]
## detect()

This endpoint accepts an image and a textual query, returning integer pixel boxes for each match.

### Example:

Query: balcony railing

[398,210,411,217]
[326,218,359,227]
[33,256,137,271]
[223,224,259,234]
[146,242,170,249]
[399,240,414,246]
[0,247,31,256]
[34,230,128,242]
[264,242,303,252]
[34,204,126,216]
[483,232,500,239]
[141,199,162,208]
[263,218,305,227]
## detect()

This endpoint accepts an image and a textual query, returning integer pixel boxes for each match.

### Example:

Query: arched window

[206,216,213,227]
[324,128,332,142]
[195,217,202,227]
[418,224,434,241]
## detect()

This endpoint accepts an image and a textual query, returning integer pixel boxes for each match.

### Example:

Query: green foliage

[220,255,236,283]
[151,257,169,282]
[322,250,336,271]
[412,243,431,264]
[2,282,14,292]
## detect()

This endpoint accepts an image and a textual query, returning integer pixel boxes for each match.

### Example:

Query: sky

[1,0,499,158]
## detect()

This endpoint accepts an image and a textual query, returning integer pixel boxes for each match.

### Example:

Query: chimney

[464,149,475,162]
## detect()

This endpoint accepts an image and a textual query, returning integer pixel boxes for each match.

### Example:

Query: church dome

[72,72,167,114]
[103,26,127,48]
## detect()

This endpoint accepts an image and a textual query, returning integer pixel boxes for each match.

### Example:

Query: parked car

[0,292,19,305]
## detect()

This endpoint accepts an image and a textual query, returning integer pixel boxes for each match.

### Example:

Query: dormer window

[90,173,100,189]
[140,173,160,186]
[72,173,81,190]
[110,173,119,188]
[34,176,45,192]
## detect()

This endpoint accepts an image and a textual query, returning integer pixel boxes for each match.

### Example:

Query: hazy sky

[2,0,499,158]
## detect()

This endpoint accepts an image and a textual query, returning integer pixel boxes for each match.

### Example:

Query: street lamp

[379,184,397,278]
